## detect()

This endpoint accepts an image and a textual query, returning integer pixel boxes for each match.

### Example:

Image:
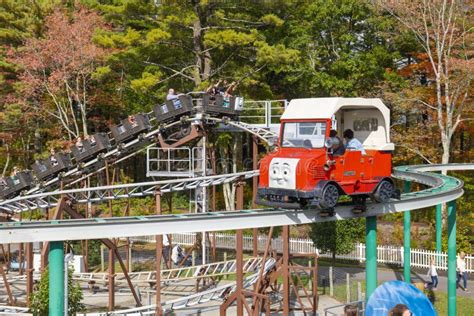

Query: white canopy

[281,98,393,150]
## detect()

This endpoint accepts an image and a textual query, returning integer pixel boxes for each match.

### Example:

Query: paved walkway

[318,265,474,299]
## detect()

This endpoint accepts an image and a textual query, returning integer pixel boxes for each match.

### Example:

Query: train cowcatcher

[256,97,399,214]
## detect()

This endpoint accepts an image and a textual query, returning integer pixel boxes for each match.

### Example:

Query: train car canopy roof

[281,98,393,150]
[282,98,390,123]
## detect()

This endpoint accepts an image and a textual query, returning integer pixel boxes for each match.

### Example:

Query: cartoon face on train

[256,98,397,211]
[268,158,299,189]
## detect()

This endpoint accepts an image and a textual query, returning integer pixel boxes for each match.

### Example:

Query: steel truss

[0,164,472,243]
[0,171,258,213]
[100,258,277,315]
[6,114,277,203]
[0,257,265,286]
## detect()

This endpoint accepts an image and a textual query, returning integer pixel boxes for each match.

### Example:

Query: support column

[105,162,115,311]
[447,200,456,316]
[155,189,163,316]
[26,243,34,304]
[49,241,64,316]
[436,204,442,253]
[365,216,377,301]
[282,226,290,316]
[403,181,411,283]
[19,242,23,275]
[0,261,14,305]
[252,136,259,257]
[236,179,244,316]
[236,229,244,316]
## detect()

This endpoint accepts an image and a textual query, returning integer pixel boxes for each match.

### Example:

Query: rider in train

[256,97,399,214]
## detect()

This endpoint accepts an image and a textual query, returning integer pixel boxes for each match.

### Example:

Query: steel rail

[102,258,277,315]
[2,116,276,206]
[0,257,264,286]
[0,170,258,213]
[0,164,472,244]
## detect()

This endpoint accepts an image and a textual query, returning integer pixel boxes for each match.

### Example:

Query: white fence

[130,233,473,273]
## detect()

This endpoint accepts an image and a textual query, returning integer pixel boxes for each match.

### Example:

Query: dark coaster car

[32,153,72,181]
[153,95,194,124]
[71,133,111,163]
[201,94,243,118]
[110,113,152,144]
[0,171,34,200]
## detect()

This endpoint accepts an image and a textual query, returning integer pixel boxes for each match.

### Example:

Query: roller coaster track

[0,257,265,286]
[0,305,30,314]
[97,258,277,315]
[0,163,472,243]
[0,170,258,213]
[8,112,277,196]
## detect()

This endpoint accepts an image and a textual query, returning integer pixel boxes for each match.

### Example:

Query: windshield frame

[280,119,329,149]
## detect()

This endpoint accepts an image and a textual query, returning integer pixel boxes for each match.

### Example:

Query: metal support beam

[49,241,64,316]
[0,261,14,305]
[403,181,411,283]
[236,180,244,316]
[236,229,244,316]
[447,200,456,316]
[282,225,290,316]
[252,136,259,257]
[366,216,377,301]
[26,242,34,304]
[252,227,273,315]
[18,242,23,275]
[155,189,163,316]
[59,199,142,307]
[105,162,115,311]
[436,204,442,253]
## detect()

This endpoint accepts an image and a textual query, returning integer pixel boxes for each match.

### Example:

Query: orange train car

[256,98,399,213]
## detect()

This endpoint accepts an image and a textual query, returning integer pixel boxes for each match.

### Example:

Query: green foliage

[277,0,399,97]
[30,267,84,316]
[309,218,365,261]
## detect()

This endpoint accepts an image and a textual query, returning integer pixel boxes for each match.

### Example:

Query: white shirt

[171,245,183,264]
[346,138,366,155]
[457,257,466,273]
[427,264,438,277]
[166,93,178,101]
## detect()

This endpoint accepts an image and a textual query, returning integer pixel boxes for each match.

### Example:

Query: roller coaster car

[202,94,243,119]
[154,95,194,124]
[0,171,34,200]
[110,113,152,144]
[32,153,72,181]
[256,98,399,211]
[71,133,111,163]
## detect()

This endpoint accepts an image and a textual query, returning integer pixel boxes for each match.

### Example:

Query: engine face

[268,158,299,190]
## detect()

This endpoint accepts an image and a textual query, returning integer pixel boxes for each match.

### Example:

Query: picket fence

[130,232,473,273]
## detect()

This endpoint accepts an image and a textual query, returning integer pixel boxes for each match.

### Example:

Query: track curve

[0,163,472,243]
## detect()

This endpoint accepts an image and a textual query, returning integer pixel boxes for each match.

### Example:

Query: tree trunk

[191,1,211,86]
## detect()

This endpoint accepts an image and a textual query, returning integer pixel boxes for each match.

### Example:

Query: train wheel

[372,180,395,203]
[319,183,339,209]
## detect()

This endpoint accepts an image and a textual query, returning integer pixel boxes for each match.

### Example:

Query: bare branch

[396,143,433,164]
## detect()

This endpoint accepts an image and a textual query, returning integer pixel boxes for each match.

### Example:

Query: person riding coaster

[256,97,401,215]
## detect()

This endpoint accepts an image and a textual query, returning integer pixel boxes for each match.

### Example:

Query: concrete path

[317,265,474,299]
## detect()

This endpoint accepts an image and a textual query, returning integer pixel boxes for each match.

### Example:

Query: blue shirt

[346,138,366,155]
